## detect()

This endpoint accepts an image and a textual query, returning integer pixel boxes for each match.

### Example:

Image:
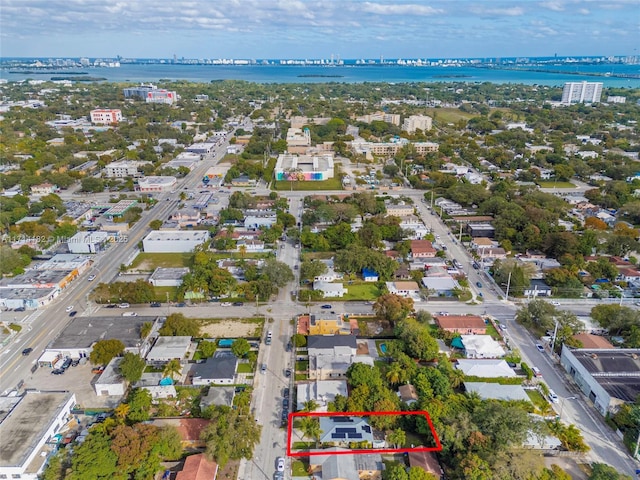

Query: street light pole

[505,271,512,301]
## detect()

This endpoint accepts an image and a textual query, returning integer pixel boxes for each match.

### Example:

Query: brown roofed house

[398,384,419,405]
[408,450,443,479]
[572,333,614,349]
[175,453,218,480]
[434,315,486,335]
[150,418,210,448]
[411,240,436,258]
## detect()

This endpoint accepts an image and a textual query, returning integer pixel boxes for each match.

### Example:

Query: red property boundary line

[286,410,442,457]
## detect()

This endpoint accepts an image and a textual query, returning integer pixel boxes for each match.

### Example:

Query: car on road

[51,369,65,375]
[437,311,449,316]
[536,344,545,352]
[284,368,292,377]
[532,366,542,377]
[88,275,97,281]
[150,302,161,307]
[232,302,244,306]
[283,387,290,397]
[551,301,560,306]
[122,312,138,317]
[118,303,130,309]
[276,457,285,472]
[105,304,116,309]
[260,364,267,374]
[221,302,232,307]
[71,358,80,367]
[65,305,74,312]
[476,282,483,288]
[61,358,73,370]
[499,324,507,331]
[22,347,33,356]
[176,302,186,307]
[321,304,332,309]
[548,389,559,403]
[69,311,77,317]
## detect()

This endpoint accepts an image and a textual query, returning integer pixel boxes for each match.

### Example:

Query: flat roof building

[137,176,177,192]
[0,391,76,480]
[560,346,640,415]
[561,82,603,104]
[402,114,433,133]
[66,231,110,254]
[142,230,209,253]
[90,108,122,125]
[275,153,334,181]
[103,160,150,178]
[103,199,139,218]
[147,336,192,363]
[149,267,189,287]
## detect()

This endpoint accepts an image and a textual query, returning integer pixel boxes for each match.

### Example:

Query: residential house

[319,416,374,446]
[362,268,379,282]
[408,451,444,480]
[386,204,414,217]
[617,267,640,284]
[307,335,372,380]
[150,418,210,449]
[571,333,613,349]
[142,385,177,403]
[296,380,348,411]
[421,276,459,296]
[30,183,58,195]
[411,239,436,258]
[471,237,496,250]
[313,280,347,298]
[459,335,506,358]
[524,279,553,297]
[310,448,383,480]
[308,314,352,335]
[456,359,516,378]
[434,315,486,334]
[94,357,127,396]
[477,247,507,261]
[398,384,419,405]
[398,215,430,239]
[464,382,531,402]
[199,386,235,410]
[386,281,420,298]
[243,209,277,230]
[146,336,192,364]
[237,239,265,252]
[465,223,495,238]
[190,356,237,385]
[175,454,218,480]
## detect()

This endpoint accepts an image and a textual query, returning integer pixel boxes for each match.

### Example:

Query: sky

[1,0,638,59]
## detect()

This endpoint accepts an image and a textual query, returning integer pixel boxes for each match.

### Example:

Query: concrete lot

[27,362,123,409]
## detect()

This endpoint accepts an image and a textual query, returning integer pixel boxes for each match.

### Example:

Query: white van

[532,367,542,378]
[548,389,559,403]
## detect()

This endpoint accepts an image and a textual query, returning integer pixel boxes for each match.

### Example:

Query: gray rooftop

[0,391,74,467]
[464,382,531,402]
[96,357,124,385]
[50,316,159,350]
[149,267,189,281]
[191,356,237,380]
[571,349,640,375]
[307,335,357,350]
[0,269,72,287]
[0,287,57,300]
[200,386,236,409]
[147,336,192,361]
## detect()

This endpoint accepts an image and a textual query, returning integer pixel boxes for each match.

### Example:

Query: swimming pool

[380,343,388,354]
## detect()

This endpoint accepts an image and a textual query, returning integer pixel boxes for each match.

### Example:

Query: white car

[220,302,232,307]
[276,457,285,472]
[122,312,138,317]
[548,389,559,403]
[88,275,97,282]
[551,301,560,306]
[118,303,130,309]
[65,306,74,312]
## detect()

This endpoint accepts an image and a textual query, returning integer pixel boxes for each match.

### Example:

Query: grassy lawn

[296,360,309,371]
[130,252,192,269]
[237,363,254,373]
[404,431,430,448]
[292,442,315,451]
[153,286,179,302]
[291,459,310,477]
[207,252,273,260]
[485,324,501,340]
[537,181,576,189]
[273,177,343,191]
[295,373,308,381]
[526,389,549,411]
[301,252,334,261]
[340,282,381,301]
[375,339,389,356]
[425,107,476,123]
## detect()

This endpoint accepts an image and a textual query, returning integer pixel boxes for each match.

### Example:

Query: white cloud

[359,2,443,16]
[540,1,565,11]
[470,6,525,16]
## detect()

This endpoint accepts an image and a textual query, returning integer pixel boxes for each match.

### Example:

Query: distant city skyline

[1,0,638,59]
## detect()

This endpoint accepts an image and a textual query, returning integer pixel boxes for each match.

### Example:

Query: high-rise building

[561,82,603,104]
[402,115,433,133]
[123,83,157,99]
[145,89,178,105]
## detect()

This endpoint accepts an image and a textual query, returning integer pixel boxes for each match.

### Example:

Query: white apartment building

[90,108,122,124]
[137,176,178,192]
[103,160,149,178]
[145,89,178,105]
[356,111,401,126]
[561,82,603,104]
[607,96,626,104]
[402,115,433,133]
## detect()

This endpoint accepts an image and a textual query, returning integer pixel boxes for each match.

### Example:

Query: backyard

[130,252,192,270]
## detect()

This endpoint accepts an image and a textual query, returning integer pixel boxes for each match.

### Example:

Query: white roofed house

[313,280,347,298]
[455,359,516,378]
[146,336,192,365]
[460,335,506,359]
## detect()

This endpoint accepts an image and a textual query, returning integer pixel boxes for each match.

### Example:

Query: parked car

[91,366,105,374]
[232,302,244,306]
[499,324,507,331]
[88,275,97,281]
[548,389,559,403]
[321,304,332,309]
[284,368,292,377]
[22,347,33,356]
[276,457,285,472]
[69,311,77,317]
[71,358,80,367]
[122,312,138,317]
[476,282,483,288]
[283,387,290,397]
[221,302,232,307]
[61,358,72,370]
[51,369,65,375]
[65,305,74,312]
[551,301,560,306]
[150,302,161,307]
[118,303,130,309]
[532,366,542,377]
[260,364,267,374]
[176,302,186,307]
[536,344,545,352]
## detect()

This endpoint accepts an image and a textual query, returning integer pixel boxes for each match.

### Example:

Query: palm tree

[302,400,318,412]
[163,359,182,382]
[238,244,247,259]
[386,363,403,386]
[300,418,322,447]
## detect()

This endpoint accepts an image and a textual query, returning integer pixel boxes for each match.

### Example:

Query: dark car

[321,304,332,309]
[283,387,290,397]
[284,368,292,377]
[15,307,26,312]
[283,398,289,408]
[71,358,80,367]
[69,311,77,317]
[22,347,33,356]
[476,282,483,288]
[150,302,161,307]
[105,304,116,309]
[61,358,72,370]
[176,302,186,307]
[51,369,64,375]
[232,302,244,306]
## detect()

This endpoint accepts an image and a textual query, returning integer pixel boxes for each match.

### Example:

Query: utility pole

[430,189,434,209]
[458,222,463,242]
[550,317,560,353]
[505,271,512,301]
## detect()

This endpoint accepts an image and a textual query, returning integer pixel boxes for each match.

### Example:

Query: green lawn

[340,283,381,301]
[526,389,549,411]
[153,286,179,302]
[273,178,344,191]
[537,181,576,189]
[296,360,309,372]
[130,252,192,269]
[291,459,310,477]
[237,363,254,373]
[425,107,477,123]
[295,373,308,381]
[485,324,501,340]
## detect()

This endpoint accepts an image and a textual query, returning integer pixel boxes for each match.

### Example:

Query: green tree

[199,340,217,358]
[159,313,200,336]
[588,463,632,480]
[373,293,414,326]
[162,359,183,380]
[300,259,328,281]
[261,259,294,287]
[231,338,251,358]
[80,177,105,193]
[395,318,439,361]
[149,219,163,230]
[408,467,437,480]
[384,464,409,480]
[68,429,118,480]
[387,428,406,448]
[90,339,125,365]
[201,406,261,467]
[126,388,153,423]
[118,352,146,383]
[291,333,307,347]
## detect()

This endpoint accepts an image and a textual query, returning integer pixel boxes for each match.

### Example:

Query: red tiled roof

[411,240,435,254]
[572,333,614,349]
[176,454,218,480]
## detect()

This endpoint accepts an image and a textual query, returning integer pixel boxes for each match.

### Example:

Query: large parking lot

[27,361,123,409]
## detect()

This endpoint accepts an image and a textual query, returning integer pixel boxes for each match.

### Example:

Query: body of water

[2,63,640,87]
